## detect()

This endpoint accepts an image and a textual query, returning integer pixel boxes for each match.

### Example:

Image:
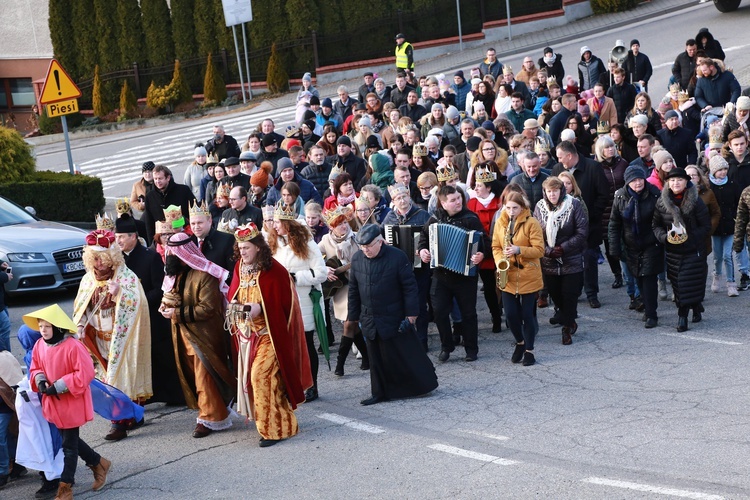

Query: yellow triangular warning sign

[40,60,82,104]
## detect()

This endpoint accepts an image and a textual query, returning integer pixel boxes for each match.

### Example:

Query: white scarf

[474,192,495,208]
[538,194,574,248]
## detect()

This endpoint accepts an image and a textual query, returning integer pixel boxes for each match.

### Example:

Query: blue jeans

[738,241,749,275]
[0,308,10,353]
[0,412,14,476]
[712,235,735,281]
[621,260,640,298]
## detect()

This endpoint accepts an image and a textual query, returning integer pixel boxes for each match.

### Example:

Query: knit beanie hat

[194,146,207,157]
[577,99,590,117]
[737,96,750,111]
[250,161,273,187]
[709,154,729,176]
[653,150,674,171]
[623,165,647,185]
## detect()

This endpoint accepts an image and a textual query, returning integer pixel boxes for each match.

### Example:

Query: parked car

[0,195,87,295]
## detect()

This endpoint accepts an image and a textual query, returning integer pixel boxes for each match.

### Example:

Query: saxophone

[496,216,515,289]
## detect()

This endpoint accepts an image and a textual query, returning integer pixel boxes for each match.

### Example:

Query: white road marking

[577,315,604,323]
[582,477,725,499]
[659,332,742,346]
[317,413,385,434]
[427,443,518,465]
[456,429,510,441]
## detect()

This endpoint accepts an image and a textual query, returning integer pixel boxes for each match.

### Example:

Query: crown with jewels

[708,123,724,149]
[436,164,458,182]
[95,212,114,231]
[677,90,690,104]
[412,143,428,157]
[163,205,185,229]
[273,201,297,221]
[234,223,260,242]
[503,65,513,75]
[474,165,496,184]
[534,137,551,154]
[188,199,211,218]
[596,120,611,134]
[387,183,409,199]
[669,82,681,94]
[216,182,232,200]
[155,220,177,235]
[115,198,131,217]
[322,205,351,228]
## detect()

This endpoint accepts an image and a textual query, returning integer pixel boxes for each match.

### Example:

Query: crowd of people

[2,27,750,498]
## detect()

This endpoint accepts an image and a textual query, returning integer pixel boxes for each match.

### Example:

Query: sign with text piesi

[40,60,82,105]
[222,0,252,27]
[46,99,79,118]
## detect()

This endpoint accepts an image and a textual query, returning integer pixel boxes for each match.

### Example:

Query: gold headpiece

[273,201,297,221]
[436,164,458,182]
[155,220,177,236]
[207,152,219,165]
[669,82,681,94]
[412,143,428,157]
[188,199,211,218]
[234,223,260,242]
[534,137,550,154]
[666,223,688,245]
[329,163,346,181]
[503,65,513,76]
[677,90,689,104]
[261,205,275,221]
[95,212,114,231]
[708,123,724,149]
[216,182,232,199]
[322,205,351,228]
[163,205,185,229]
[546,76,557,85]
[387,183,409,199]
[115,198,131,217]
[474,166,495,184]
[596,121,611,134]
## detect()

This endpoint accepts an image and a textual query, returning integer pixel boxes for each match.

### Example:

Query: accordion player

[384,224,422,268]
[428,223,481,276]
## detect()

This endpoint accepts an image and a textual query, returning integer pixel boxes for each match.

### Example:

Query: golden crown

[474,166,495,184]
[115,198,130,216]
[163,205,185,229]
[95,212,114,230]
[596,121,611,134]
[322,205,351,228]
[329,164,346,179]
[708,124,724,148]
[677,90,690,104]
[546,76,557,85]
[155,220,177,235]
[207,152,219,165]
[188,199,211,218]
[669,82,681,94]
[436,164,458,182]
[217,182,232,199]
[534,137,551,154]
[234,223,261,242]
[261,205,275,221]
[387,183,409,199]
[412,143,428,157]
[273,201,297,221]
[503,65,513,75]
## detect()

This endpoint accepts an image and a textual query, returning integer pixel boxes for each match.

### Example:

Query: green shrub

[92,65,112,118]
[590,0,639,14]
[266,43,289,94]
[38,109,85,135]
[0,127,35,182]
[203,53,227,103]
[0,170,105,221]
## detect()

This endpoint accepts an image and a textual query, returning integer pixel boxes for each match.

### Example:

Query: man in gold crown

[115,197,147,241]
[188,200,235,273]
[73,229,152,441]
[160,232,235,438]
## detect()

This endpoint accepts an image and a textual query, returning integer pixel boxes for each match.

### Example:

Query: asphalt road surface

[7,3,750,499]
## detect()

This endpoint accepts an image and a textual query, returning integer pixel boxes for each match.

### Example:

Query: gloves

[37,380,49,394]
[44,384,58,397]
[549,246,564,258]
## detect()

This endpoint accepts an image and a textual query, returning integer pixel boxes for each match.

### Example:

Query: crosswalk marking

[427,443,519,465]
[317,413,386,434]
[582,477,725,499]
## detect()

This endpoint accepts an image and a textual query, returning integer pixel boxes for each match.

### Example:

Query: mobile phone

[5,267,11,274]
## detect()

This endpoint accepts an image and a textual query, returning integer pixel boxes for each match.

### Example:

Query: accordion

[384,224,422,268]
[428,223,480,276]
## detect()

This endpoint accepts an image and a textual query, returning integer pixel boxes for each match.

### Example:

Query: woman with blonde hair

[353,115,381,155]
[469,139,509,185]
[420,103,446,139]
[267,204,328,402]
[625,92,662,136]
[493,185,545,365]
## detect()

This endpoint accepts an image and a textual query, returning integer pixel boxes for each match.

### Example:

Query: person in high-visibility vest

[395,33,414,75]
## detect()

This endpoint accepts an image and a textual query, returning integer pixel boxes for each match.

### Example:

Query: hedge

[0,171,105,222]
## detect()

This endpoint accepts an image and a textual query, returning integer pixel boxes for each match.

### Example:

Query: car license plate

[64,261,85,273]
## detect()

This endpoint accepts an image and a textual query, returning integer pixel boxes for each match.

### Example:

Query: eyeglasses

[482,147,495,152]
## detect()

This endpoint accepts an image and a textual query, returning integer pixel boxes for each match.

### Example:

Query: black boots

[334,336,354,376]
[677,316,688,332]
[334,323,369,376]
[352,332,370,370]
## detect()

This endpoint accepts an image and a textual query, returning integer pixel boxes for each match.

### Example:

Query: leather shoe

[692,311,702,323]
[677,316,688,332]
[511,343,525,363]
[360,395,387,406]
[645,317,658,329]
[304,387,318,403]
[537,296,548,308]
[588,298,601,308]
[125,417,145,431]
[259,438,281,448]
[522,351,535,366]
[104,427,127,441]
[438,350,450,362]
[612,276,623,289]
[35,478,59,499]
[464,353,477,362]
[193,423,212,438]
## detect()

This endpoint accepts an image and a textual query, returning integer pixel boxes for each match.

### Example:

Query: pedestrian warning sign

[40,60,81,104]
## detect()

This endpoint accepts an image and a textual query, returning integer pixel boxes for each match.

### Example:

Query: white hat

[470,78,482,85]
[427,128,444,137]
[737,96,750,111]
[560,129,576,142]
[580,46,592,56]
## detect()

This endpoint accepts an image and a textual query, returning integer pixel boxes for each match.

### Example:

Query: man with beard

[143,165,196,244]
[114,214,184,408]
[160,233,235,438]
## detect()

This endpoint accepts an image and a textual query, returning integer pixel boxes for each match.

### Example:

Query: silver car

[0,195,87,295]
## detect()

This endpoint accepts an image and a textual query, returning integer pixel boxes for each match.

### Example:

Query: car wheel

[714,0,741,12]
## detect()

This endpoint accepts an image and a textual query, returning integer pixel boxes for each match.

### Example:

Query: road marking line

[456,429,510,441]
[659,333,742,346]
[577,314,604,322]
[582,477,725,499]
[317,413,385,434]
[427,444,518,465]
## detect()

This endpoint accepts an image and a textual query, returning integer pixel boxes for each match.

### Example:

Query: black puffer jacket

[710,178,742,236]
[608,183,663,277]
[696,28,725,60]
[599,157,628,235]
[534,194,589,276]
[652,186,710,307]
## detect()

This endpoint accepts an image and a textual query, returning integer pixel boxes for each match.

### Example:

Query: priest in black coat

[115,214,184,406]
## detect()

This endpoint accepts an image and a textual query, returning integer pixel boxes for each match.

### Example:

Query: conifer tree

[266,43,289,94]
[92,65,111,117]
[48,0,79,80]
[141,0,175,79]
[194,0,218,59]
[116,0,148,70]
[172,0,200,91]
[172,60,194,104]
[71,0,98,80]
[119,80,138,118]
[203,54,227,103]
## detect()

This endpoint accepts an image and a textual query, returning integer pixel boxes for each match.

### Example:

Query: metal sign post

[60,116,75,174]
[242,23,253,99]
[222,0,253,102]
[231,25,247,103]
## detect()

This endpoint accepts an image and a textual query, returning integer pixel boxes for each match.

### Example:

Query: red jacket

[467,196,501,269]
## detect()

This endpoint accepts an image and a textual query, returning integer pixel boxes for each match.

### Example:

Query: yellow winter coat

[492,208,545,295]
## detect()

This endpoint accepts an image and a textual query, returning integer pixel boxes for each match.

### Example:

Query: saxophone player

[492,186,545,366]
